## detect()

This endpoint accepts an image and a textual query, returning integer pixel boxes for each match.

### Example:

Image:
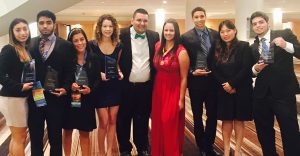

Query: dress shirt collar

[130,26,146,40]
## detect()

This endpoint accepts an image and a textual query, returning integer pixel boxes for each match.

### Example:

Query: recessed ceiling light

[163,1,167,4]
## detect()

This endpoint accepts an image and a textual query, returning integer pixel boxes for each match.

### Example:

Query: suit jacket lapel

[146,31,154,56]
[253,36,260,61]
[208,28,215,45]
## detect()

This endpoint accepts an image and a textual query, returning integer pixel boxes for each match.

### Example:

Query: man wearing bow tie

[250,11,300,156]
[117,8,159,156]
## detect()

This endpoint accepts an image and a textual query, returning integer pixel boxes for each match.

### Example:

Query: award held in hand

[105,56,118,79]
[44,66,58,92]
[258,38,274,64]
[195,53,208,71]
[21,59,36,83]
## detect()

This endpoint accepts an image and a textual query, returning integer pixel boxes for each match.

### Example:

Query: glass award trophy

[105,56,118,79]
[21,59,36,83]
[258,42,274,64]
[195,53,208,70]
[75,65,89,87]
[44,66,58,92]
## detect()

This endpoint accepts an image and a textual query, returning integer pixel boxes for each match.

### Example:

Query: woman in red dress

[151,18,190,156]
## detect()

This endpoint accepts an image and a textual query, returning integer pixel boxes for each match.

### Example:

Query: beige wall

[56,19,300,41]
[290,20,300,40]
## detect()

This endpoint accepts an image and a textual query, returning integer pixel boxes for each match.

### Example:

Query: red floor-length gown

[151,43,185,156]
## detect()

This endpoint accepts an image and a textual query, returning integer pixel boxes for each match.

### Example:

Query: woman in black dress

[212,20,253,156]
[63,28,99,156]
[90,14,123,156]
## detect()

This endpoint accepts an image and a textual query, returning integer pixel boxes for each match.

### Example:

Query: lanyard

[75,51,87,81]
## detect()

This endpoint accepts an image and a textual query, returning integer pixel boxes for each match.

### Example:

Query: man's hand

[52,88,66,97]
[272,37,286,49]
[192,69,211,76]
[254,63,268,73]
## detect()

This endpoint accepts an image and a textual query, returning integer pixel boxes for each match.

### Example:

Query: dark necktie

[261,38,269,55]
[200,33,208,56]
[39,38,48,60]
[135,33,146,39]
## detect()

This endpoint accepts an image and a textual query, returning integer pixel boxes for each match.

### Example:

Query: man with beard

[28,10,74,156]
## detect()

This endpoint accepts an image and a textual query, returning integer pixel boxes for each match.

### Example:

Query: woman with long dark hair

[151,18,189,156]
[63,28,99,156]
[0,18,33,156]
[212,20,253,156]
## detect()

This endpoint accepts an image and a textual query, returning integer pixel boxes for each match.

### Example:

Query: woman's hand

[222,82,236,94]
[101,72,109,81]
[118,70,124,80]
[79,85,91,95]
[178,99,185,111]
[71,83,80,91]
[22,82,33,91]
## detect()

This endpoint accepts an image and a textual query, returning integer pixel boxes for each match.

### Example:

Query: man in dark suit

[250,11,300,156]
[181,7,220,156]
[28,10,74,156]
[117,8,159,156]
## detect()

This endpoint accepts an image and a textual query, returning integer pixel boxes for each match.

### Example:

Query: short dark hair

[250,11,269,24]
[37,10,56,23]
[132,8,148,18]
[191,7,206,17]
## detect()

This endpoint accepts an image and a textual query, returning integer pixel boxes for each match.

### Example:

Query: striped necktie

[200,33,208,56]
[261,38,269,55]
[39,38,48,61]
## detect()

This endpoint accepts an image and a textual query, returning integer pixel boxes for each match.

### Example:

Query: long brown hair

[9,18,31,63]
[95,14,119,45]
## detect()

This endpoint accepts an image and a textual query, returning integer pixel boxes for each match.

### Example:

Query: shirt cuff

[252,65,259,76]
[284,41,294,54]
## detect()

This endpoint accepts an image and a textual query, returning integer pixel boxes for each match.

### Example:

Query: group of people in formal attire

[0,5,300,156]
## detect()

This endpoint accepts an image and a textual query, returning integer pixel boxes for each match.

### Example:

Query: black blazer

[181,27,219,89]
[212,41,253,101]
[28,36,75,96]
[119,27,160,82]
[0,44,29,97]
[251,29,300,98]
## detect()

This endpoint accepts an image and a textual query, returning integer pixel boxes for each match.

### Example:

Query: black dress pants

[28,94,64,156]
[117,81,152,153]
[253,95,300,156]
[188,88,218,151]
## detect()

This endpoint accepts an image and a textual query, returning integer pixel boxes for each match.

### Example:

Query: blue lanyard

[75,51,88,81]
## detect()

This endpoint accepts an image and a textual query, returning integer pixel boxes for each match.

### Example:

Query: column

[185,0,200,31]
[235,0,262,41]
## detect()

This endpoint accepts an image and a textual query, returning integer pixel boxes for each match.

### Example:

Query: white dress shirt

[252,29,295,76]
[129,26,151,82]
